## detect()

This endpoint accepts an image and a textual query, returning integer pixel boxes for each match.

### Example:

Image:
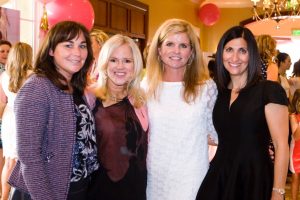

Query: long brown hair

[34,21,93,95]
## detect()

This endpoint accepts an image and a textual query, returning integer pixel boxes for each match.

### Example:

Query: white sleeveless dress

[1,71,17,158]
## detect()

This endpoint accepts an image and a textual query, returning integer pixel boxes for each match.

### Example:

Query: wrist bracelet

[272,188,285,195]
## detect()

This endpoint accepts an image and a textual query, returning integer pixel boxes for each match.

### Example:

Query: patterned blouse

[261,59,268,80]
[71,93,99,182]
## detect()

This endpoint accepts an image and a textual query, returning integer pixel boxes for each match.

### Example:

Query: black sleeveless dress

[197,81,288,200]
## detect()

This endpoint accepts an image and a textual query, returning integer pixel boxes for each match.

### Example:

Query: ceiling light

[251,0,300,22]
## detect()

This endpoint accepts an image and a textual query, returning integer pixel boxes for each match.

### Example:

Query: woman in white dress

[0,42,32,200]
[143,18,218,200]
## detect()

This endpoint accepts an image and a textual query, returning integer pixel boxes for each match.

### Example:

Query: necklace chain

[107,94,125,102]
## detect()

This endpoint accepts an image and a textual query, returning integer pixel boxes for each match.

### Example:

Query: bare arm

[290,114,300,140]
[0,72,7,118]
[267,63,279,82]
[265,103,289,200]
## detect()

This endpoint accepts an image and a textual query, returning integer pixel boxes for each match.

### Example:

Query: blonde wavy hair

[90,28,109,47]
[6,42,33,93]
[95,34,145,108]
[256,34,277,64]
[146,18,209,103]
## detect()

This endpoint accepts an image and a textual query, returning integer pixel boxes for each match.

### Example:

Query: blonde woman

[256,34,278,81]
[144,18,218,200]
[90,34,148,200]
[89,28,109,83]
[0,42,33,200]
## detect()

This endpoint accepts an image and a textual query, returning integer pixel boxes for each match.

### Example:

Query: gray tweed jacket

[9,75,77,200]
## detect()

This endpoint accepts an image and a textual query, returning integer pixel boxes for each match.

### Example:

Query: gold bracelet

[272,188,285,195]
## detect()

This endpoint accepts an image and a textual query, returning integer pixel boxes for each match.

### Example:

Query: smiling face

[49,31,88,81]
[158,32,192,75]
[223,37,249,80]
[106,44,134,88]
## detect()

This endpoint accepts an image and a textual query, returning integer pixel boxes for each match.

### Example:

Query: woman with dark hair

[277,52,292,100]
[197,26,289,200]
[8,21,99,200]
[0,40,11,73]
[289,59,300,97]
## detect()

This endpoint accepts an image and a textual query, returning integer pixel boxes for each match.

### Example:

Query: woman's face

[158,32,192,73]
[280,56,292,71]
[223,37,249,79]
[106,44,134,88]
[49,31,88,81]
[0,44,10,65]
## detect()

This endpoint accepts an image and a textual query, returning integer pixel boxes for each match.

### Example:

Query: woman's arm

[290,114,300,140]
[206,80,218,144]
[267,63,279,82]
[15,78,54,200]
[0,72,7,118]
[265,103,289,200]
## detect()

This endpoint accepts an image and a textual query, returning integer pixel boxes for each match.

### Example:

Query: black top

[197,80,288,200]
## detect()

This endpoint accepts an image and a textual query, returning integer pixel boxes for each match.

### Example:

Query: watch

[272,188,285,195]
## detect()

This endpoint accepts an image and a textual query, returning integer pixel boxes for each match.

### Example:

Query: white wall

[1,0,42,55]
[277,39,300,78]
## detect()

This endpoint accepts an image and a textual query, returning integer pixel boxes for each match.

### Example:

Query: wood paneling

[110,3,128,31]
[90,0,148,51]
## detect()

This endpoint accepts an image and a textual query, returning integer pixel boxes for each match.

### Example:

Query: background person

[290,90,300,200]
[88,28,109,83]
[289,59,300,97]
[277,52,292,101]
[256,34,278,81]
[0,42,33,200]
[0,39,10,197]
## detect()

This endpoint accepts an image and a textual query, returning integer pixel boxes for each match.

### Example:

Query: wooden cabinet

[90,0,149,52]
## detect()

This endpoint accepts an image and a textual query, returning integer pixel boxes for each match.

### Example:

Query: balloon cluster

[37,0,95,31]
[197,3,220,26]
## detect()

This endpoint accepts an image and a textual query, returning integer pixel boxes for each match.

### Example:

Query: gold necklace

[107,93,125,103]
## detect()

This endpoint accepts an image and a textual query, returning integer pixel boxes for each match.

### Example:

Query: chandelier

[251,0,300,22]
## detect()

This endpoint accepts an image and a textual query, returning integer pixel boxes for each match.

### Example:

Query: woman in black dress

[197,26,289,200]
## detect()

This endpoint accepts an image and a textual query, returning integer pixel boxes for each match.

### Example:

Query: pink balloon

[198,3,220,26]
[46,0,95,31]
[36,0,54,3]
